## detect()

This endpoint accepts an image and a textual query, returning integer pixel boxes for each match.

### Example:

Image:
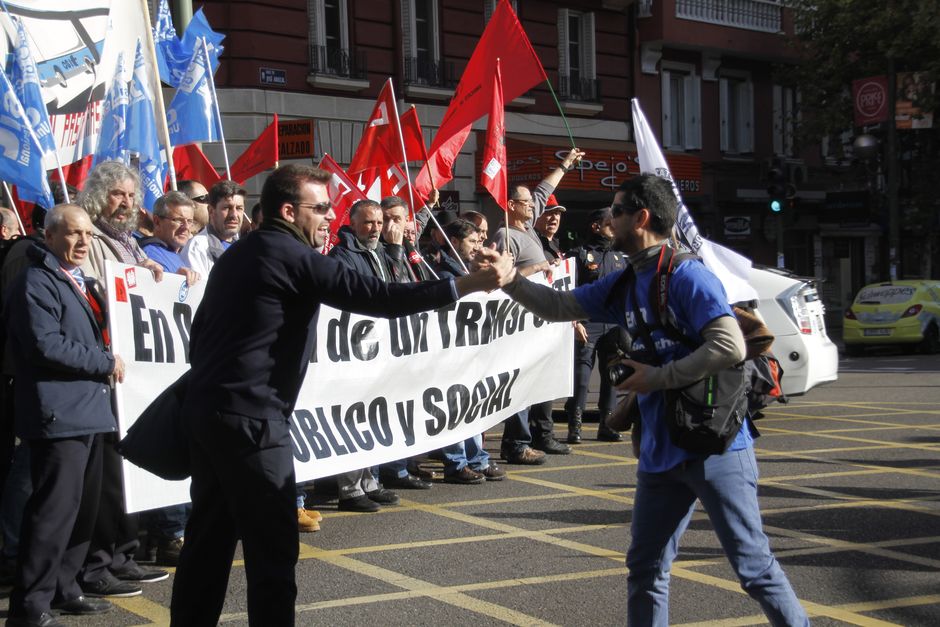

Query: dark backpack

[604,246,765,455]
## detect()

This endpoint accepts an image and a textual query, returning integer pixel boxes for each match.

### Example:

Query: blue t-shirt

[573,257,752,473]
[142,241,184,274]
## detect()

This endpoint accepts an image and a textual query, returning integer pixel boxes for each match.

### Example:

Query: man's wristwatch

[561,163,574,173]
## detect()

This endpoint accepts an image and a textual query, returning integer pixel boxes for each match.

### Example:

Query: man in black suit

[4,205,124,626]
[170,165,514,626]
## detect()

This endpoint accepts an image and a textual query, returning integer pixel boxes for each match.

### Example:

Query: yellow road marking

[115,596,171,626]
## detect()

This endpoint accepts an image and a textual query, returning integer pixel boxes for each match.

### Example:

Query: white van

[747,265,839,396]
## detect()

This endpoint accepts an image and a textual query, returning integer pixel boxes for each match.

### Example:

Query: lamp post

[853,133,891,280]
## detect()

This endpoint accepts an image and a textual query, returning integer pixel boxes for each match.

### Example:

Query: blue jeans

[627,447,808,627]
[441,434,490,474]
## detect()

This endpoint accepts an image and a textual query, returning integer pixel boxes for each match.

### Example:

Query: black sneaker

[338,495,380,513]
[597,428,623,442]
[6,612,65,627]
[365,488,401,505]
[533,437,571,455]
[80,573,142,598]
[110,563,169,583]
[382,473,432,490]
[51,595,113,615]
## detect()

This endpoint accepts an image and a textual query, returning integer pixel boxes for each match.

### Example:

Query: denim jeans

[441,434,490,474]
[627,447,808,627]
[142,504,190,541]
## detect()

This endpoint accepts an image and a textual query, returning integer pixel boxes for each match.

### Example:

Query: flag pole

[388,84,463,275]
[1,183,26,235]
[138,0,177,190]
[202,37,231,179]
[543,78,577,149]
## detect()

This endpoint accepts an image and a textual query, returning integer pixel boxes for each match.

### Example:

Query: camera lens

[608,364,635,386]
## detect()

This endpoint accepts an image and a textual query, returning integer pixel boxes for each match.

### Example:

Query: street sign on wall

[278,119,316,160]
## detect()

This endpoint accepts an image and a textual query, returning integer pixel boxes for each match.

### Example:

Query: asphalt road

[4,350,939,626]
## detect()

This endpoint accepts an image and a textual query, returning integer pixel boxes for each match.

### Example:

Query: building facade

[177,0,924,321]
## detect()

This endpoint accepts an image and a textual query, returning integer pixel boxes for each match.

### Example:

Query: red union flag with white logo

[852,76,888,126]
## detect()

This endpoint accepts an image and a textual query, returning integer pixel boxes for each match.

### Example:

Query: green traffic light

[770,199,782,212]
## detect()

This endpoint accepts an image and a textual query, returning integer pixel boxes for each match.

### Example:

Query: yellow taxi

[843,280,940,355]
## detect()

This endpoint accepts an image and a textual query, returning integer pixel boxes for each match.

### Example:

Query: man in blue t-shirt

[140,192,200,281]
[498,174,808,626]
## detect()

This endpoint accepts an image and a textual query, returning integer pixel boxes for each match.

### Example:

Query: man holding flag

[489,147,585,462]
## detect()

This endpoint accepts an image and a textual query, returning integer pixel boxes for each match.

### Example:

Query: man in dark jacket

[4,204,124,626]
[329,199,402,282]
[170,165,513,626]
[564,207,627,443]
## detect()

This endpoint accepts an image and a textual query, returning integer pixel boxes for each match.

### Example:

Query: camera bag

[610,246,748,455]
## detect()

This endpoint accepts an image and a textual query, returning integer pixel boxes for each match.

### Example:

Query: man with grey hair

[0,208,19,240]
[329,199,396,279]
[5,204,122,624]
[76,161,169,598]
[181,180,246,275]
[139,192,200,283]
[77,160,164,283]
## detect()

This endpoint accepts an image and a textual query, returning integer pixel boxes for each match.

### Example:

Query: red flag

[230,114,279,184]
[415,0,546,195]
[481,60,507,211]
[399,106,429,164]
[347,79,403,175]
[50,154,94,190]
[318,154,369,240]
[172,144,222,189]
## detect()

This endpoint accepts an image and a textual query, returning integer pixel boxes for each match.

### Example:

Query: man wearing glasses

[140,192,200,282]
[178,180,210,235]
[490,147,585,464]
[495,174,807,626]
[170,165,516,625]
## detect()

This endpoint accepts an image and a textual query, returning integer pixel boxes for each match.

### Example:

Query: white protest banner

[631,98,757,304]
[106,260,575,513]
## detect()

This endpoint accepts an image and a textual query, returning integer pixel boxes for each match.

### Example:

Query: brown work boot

[503,445,547,465]
[297,508,321,532]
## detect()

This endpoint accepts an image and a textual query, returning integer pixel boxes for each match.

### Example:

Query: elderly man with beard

[76,162,169,598]
[78,161,164,283]
[182,180,246,275]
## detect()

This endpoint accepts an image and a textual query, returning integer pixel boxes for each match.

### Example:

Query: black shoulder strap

[648,247,699,351]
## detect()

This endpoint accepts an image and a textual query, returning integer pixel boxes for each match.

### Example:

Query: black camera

[597,327,635,387]
[608,363,635,386]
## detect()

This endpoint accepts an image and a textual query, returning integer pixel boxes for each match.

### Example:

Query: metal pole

[886,57,900,281]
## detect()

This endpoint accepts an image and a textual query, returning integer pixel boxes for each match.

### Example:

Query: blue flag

[9,18,55,157]
[127,41,167,211]
[167,41,221,147]
[153,2,224,87]
[93,52,130,168]
[0,68,53,208]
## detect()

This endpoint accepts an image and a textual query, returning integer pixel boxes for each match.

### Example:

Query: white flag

[631,98,757,303]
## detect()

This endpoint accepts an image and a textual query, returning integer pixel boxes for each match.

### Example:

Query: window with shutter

[662,62,698,150]
[719,72,753,154]
[309,0,352,76]
[404,0,441,85]
[558,8,596,101]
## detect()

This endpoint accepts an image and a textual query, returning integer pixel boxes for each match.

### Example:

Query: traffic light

[767,164,787,213]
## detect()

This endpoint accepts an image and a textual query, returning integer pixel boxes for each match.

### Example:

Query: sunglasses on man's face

[190,194,209,203]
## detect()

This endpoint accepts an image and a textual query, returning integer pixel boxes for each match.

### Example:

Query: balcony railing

[404,56,457,89]
[559,76,601,103]
[676,0,783,33]
[308,45,367,79]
